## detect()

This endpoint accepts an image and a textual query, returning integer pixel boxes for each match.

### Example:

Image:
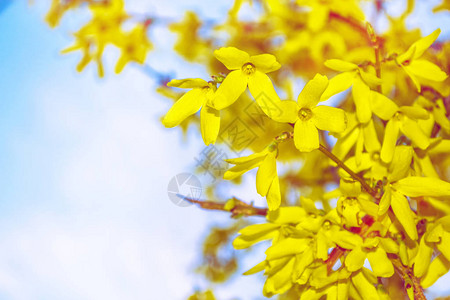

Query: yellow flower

[433,0,450,12]
[212,47,281,116]
[276,74,347,152]
[224,146,280,210]
[396,29,448,92]
[163,78,220,145]
[321,59,383,124]
[377,146,450,240]
[114,24,152,73]
[332,113,381,166]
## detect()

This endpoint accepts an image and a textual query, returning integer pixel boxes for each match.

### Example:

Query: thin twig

[318,144,379,199]
[183,197,267,217]
[392,257,427,300]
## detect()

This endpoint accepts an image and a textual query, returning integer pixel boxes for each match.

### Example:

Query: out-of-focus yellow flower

[396,29,448,92]
[163,78,219,145]
[433,0,450,13]
[276,74,347,152]
[296,0,365,32]
[114,25,152,73]
[46,0,87,28]
[224,146,280,210]
[170,11,210,62]
[212,47,281,114]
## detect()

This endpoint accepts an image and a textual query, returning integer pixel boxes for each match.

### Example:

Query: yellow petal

[243,260,266,275]
[398,106,429,120]
[393,176,450,197]
[437,231,450,264]
[407,59,448,82]
[324,59,358,72]
[256,153,277,197]
[370,91,399,120]
[212,70,248,110]
[421,254,450,289]
[333,126,359,160]
[200,105,220,145]
[434,99,450,133]
[267,207,307,225]
[390,190,418,240]
[414,237,434,277]
[271,100,299,123]
[378,185,391,216]
[316,231,329,260]
[312,106,347,133]
[399,117,430,150]
[380,119,400,163]
[351,270,379,300]
[352,77,372,124]
[294,120,319,152]
[363,119,381,152]
[332,230,363,249]
[267,175,281,211]
[401,64,422,92]
[359,69,383,86]
[162,89,205,127]
[297,73,329,108]
[387,146,413,182]
[248,71,282,118]
[233,230,277,249]
[411,29,441,60]
[379,238,399,254]
[320,71,355,101]
[223,156,265,180]
[249,54,281,73]
[225,151,267,165]
[214,47,250,70]
[238,223,279,236]
[167,78,208,89]
[265,237,309,260]
[345,247,366,272]
[292,248,314,280]
[367,247,394,277]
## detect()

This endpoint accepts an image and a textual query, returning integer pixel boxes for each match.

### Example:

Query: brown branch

[184,197,267,217]
[329,11,371,44]
[318,144,379,200]
[392,257,427,300]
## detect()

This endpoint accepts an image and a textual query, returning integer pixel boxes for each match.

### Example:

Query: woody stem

[318,144,379,200]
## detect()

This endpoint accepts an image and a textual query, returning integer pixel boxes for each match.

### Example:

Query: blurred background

[0,0,449,299]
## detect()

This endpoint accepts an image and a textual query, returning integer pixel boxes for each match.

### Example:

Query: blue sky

[0,0,449,299]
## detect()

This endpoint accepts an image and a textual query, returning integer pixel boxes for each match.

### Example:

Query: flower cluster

[46,0,152,76]
[46,0,450,298]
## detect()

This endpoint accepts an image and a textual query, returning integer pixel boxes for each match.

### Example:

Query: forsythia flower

[212,47,281,116]
[395,29,448,92]
[163,78,220,145]
[378,146,450,240]
[224,145,280,210]
[321,59,383,124]
[114,24,152,73]
[276,74,347,152]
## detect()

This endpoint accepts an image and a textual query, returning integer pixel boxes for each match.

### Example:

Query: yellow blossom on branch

[275,74,347,152]
[163,78,220,145]
[212,47,281,116]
